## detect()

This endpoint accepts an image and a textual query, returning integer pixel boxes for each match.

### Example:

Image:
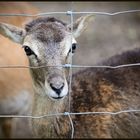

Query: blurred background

[0,1,140,138]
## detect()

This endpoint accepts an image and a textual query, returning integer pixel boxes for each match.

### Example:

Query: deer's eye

[23,46,35,56]
[69,43,77,54]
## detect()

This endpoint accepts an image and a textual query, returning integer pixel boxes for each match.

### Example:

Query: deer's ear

[0,22,26,44]
[67,14,95,38]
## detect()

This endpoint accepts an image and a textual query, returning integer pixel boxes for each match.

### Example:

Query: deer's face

[22,19,77,100]
[0,15,94,101]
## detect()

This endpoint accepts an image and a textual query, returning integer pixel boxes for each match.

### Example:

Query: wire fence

[0,9,140,17]
[0,9,140,138]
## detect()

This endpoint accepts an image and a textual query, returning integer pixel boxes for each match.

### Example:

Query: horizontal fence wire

[0,9,140,17]
[0,8,140,138]
[0,63,140,69]
[0,109,140,119]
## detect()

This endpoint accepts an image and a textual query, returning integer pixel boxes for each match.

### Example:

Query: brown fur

[25,17,67,44]
[32,47,140,138]
[0,2,37,138]
[71,48,140,138]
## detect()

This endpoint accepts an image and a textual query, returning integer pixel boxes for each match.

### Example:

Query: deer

[0,12,140,138]
[0,2,37,138]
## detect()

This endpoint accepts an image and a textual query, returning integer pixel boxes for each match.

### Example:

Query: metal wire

[0,12,67,17]
[67,8,74,138]
[68,10,74,113]
[0,63,140,69]
[0,9,140,17]
[68,9,140,16]
[65,112,74,139]
[0,109,140,118]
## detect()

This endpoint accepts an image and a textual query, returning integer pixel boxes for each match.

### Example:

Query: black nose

[50,83,64,95]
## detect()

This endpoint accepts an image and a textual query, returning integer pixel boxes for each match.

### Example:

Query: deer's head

[0,15,94,101]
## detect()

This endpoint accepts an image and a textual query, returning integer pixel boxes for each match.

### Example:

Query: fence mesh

[0,9,140,138]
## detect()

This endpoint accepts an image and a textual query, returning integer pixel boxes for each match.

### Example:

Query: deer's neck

[32,88,70,138]
[32,90,68,116]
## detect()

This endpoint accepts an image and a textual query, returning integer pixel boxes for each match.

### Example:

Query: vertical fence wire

[68,113,74,138]
[68,2,75,137]
[68,11,74,113]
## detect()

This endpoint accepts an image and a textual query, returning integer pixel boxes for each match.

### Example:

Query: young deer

[0,13,140,138]
[0,2,37,138]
